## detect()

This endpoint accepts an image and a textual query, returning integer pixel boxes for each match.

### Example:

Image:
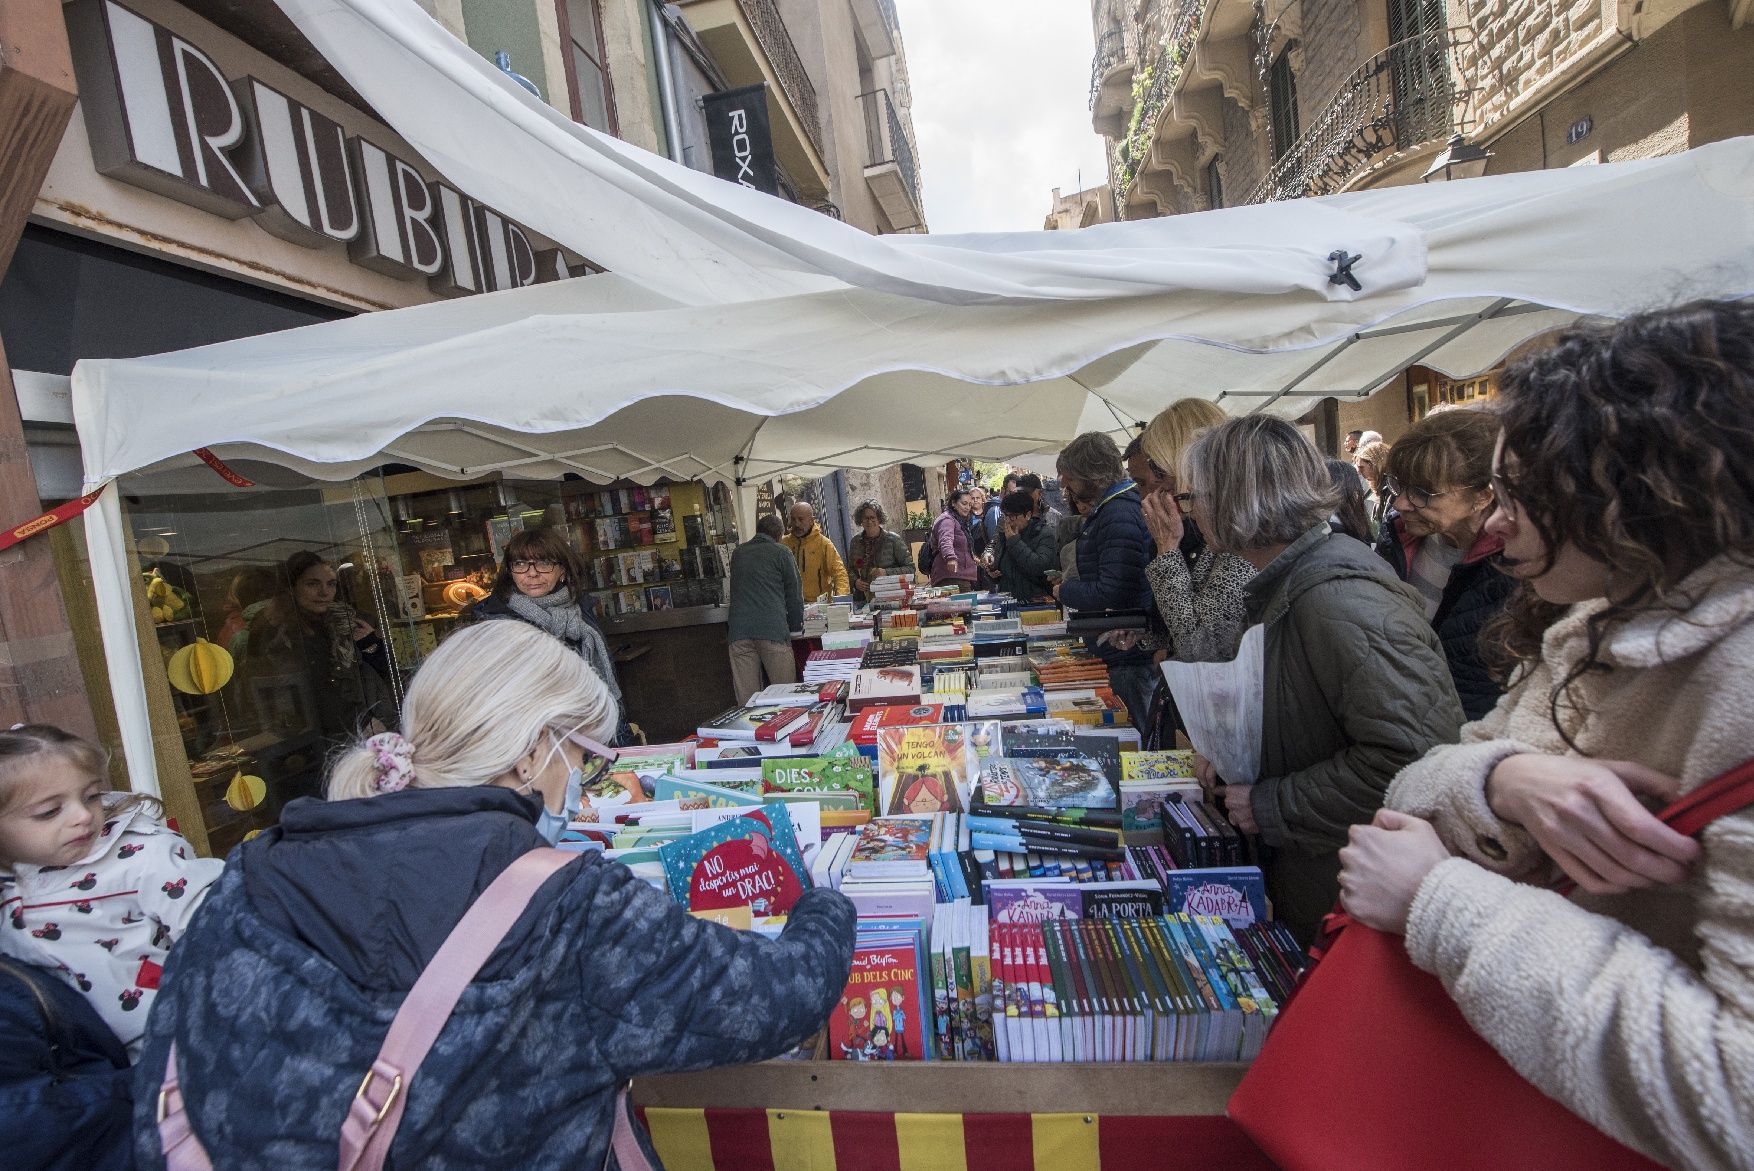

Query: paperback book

[658,810,811,919]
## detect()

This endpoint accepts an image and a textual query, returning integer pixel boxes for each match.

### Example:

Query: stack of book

[869,573,915,606]
[803,647,863,684]
[849,665,923,711]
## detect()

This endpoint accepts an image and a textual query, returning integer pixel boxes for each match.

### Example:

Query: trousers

[729,638,797,704]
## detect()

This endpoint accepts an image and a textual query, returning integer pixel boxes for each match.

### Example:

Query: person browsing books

[1053,432,1156,733]
[133,621,855,1169]
[782,502,850,602]
[1372,409,1515,721]
[929,489,979,589]
[989,490,1059,601]
[1184,417,1463,944]
[848,500,913,601]
[1339,300,1754,1171]
[729,514,807,704]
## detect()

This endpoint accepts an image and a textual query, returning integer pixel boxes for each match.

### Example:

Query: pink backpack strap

[159,847,657,1171]
[338,847,577,1171]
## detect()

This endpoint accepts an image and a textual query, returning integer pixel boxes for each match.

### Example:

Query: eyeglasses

[1383,480,1484,510]
[509,558,559,574]
[1171,491,1195,514]
[561,729,619,788]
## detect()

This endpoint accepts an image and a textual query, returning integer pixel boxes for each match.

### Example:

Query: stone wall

[1296,0,1369,119]
[1216,97,1267,203]
[1455,0,1613,128]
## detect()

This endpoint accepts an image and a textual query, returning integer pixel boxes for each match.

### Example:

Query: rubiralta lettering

[65,0,585,297]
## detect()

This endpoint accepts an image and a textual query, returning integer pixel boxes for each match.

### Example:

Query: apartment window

[1205,157,1224,209]
[561,0,615,132]
[1268,50,1299,160]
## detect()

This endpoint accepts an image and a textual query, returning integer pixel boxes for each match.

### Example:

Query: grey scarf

[503,588,624,709]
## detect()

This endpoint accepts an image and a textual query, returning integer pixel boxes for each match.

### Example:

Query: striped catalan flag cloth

[638,1108,1275,1170]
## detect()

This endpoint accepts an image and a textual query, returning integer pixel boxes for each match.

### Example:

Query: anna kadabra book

[658,810,811,920]
[828,926,933,1061]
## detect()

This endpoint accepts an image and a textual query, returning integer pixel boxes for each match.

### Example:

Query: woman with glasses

[1186,416,1462,944]
[847,500,912,602]
[1340,300,1754,1170]
[1373,409,1515,721]
[1130,398,1255,665]
[474,526,626,743]
[133,621,856,1169]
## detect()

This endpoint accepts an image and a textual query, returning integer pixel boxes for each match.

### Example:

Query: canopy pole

[730,418,767,540]
[85,486,160,797]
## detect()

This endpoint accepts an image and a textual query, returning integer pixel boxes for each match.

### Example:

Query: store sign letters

[66,0,578,296]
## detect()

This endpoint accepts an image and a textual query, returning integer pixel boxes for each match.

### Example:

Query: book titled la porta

[659,811,812,919]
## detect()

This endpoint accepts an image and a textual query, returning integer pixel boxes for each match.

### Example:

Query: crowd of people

[0,299,1749,1169]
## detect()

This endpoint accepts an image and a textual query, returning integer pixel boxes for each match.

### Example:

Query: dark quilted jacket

[132,787,855,1170]
[1058,481,1153,666]
[1375,513,1516,721]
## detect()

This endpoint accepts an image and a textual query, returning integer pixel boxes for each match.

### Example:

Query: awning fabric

[63,0,1754,801]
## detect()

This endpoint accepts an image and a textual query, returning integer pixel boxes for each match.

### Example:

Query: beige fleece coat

[1387,554,1754,1171]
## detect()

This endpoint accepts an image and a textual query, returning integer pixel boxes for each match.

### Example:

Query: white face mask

[522,731,584,845]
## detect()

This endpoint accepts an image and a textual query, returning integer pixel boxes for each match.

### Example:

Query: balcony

[859,88,923,231]
[675,0,830,198]
[1089,29,1132,137]
[1106,0,1203,213]
[1241,28,1474,205]
[849,0,897,59]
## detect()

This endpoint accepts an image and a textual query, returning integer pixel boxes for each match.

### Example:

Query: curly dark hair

[854,499,886,525]
[1481,298,1754,742]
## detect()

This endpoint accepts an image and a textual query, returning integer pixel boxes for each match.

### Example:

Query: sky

[892,0,1112,235]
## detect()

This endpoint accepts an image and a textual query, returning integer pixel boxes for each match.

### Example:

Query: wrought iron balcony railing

[740,0,823,158]
[860,87,921,210]
[1107,0,1204,203]
[1242,28,1473,205]
[1089,30,1127,109]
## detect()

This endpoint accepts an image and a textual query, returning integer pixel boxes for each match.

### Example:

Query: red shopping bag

[1228,758,1754,1171]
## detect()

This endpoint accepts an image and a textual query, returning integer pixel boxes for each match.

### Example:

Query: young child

[0,724,222,1058]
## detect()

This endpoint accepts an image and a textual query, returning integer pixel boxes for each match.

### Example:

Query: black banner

[702,83,779,196]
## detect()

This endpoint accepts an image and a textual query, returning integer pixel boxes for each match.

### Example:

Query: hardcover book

[830,931,931,1061]
[761,755,876,810]
[658,810,810,918]
[697,703,810,742]
[1166,867,1269,929]
[985,881,1082,925]
[977,754,1117,810]
[877,724,973,815]
[1120,749,1198,780]
[845,817,933,877]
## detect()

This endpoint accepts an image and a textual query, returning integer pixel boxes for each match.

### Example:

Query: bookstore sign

[65,0,584,298]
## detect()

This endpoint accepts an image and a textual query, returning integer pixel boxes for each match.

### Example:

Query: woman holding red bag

[1339,300,1754,1171]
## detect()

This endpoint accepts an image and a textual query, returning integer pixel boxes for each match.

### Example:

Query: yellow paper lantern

[167,639,234,695]
[224,772,267,811]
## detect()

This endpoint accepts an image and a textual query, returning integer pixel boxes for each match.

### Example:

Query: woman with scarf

[473,527,629,743]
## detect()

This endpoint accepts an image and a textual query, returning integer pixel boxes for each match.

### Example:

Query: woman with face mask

[131,621,856,1170]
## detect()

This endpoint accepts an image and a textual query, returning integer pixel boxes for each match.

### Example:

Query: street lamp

[1422,133,1493,182]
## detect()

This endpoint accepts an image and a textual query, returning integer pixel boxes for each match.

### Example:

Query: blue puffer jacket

[132,787,856,1169]
[1059,481,1153,666]
[0,959,133,1171]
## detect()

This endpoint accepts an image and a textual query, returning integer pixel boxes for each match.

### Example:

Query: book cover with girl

[0,725,223,1056]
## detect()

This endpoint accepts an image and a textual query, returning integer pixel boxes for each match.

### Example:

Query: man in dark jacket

[990,490,1059,601]
[1054,433,1155,731]
[728,514,806,703]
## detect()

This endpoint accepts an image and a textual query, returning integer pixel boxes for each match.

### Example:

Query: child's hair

[327,622,616,800]
[0,725,103,813]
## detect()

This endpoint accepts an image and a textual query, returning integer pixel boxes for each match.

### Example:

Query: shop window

[1205,157,1224,210]
[1268,50,1299,161]
[562,0,616,133]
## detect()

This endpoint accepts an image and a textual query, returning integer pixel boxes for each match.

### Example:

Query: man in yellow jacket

[783,502,850,601]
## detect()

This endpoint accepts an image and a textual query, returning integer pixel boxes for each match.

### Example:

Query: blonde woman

[133,621,856,1170]
[1134,398,1256,662]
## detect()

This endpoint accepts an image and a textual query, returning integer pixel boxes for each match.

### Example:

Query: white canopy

[65,0,1754,798]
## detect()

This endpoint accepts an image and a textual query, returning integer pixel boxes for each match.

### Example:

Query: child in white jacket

[0,724,223,1058]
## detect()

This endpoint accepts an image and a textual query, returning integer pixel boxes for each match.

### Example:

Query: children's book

[1166,867,1269,929]
[845,817,933,878]
[877,724,973,815]
[985,880,1082,925]
[977,755,1117,810]
[658,810,810,918]
[652,773,763,811]
[829,928,932,1061]
[762,755,877,810]
[1120,749,1198,780]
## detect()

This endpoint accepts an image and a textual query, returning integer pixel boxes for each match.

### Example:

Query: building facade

[1087,0,1754,439]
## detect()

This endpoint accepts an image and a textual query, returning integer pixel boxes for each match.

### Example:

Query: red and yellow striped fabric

[639,1108,1274,1171]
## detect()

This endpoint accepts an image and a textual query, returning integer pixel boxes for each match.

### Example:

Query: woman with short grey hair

[1182,416,1464,944]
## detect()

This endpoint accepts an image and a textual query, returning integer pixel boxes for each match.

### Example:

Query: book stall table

[634,1061,1273,1170]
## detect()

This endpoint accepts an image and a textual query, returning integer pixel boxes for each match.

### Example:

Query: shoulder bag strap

[338,847,576,1171]
[1655,756,1754,837]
